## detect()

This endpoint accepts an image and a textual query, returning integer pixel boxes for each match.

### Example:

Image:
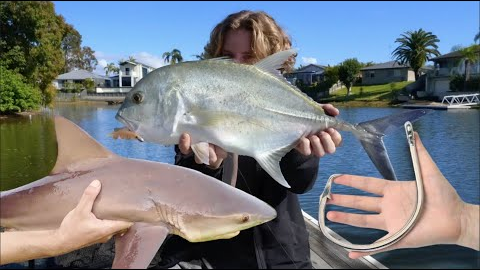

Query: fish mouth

[115,114,144,142]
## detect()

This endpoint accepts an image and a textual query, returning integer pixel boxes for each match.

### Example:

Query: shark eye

[241,215,250,223]
[132,92,144,104]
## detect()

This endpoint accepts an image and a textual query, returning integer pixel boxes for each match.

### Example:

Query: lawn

[318,81,414,107]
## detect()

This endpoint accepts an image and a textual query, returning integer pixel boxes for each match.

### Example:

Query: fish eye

[132,92,144,104]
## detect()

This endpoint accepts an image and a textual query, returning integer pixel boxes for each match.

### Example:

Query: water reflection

[0,104,478,268]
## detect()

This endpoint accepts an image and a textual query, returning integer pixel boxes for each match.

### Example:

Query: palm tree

[193,52,206,60]
[104,62,119,76]
[459,44,480,81]
[128,56,136,62]
[162,49,183,65]
[392,28,441,80]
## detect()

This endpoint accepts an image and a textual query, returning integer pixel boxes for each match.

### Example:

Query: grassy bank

[318,81,413,107]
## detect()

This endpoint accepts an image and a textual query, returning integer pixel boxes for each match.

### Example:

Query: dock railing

[441,93,480,107]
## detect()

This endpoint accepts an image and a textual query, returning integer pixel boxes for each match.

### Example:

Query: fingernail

[90,180,101,187]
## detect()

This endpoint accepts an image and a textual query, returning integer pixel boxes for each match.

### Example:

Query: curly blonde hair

[204,10,295,72]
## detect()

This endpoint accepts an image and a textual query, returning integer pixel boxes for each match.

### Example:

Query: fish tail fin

[353,109,431,180]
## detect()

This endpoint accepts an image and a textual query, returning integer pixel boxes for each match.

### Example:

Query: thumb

[76,180,102,214]
[103,220,134,234]
[414,132,441,176]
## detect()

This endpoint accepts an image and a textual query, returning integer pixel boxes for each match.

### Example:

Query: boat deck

[2,213,387,269]
[303,211,386,269]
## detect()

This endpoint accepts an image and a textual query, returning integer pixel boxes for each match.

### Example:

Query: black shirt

[158,146,319,269]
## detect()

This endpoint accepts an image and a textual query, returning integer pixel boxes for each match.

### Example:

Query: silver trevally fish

[115,49,429,188]
[0,116,276,269]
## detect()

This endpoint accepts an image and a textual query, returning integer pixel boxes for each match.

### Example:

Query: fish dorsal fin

[254,48,325,111]
[254,48,298,82]
[51,116,117,174]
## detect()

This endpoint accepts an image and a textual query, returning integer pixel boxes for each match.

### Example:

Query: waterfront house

[425,49,480,98]
[54,70,111,90]
[285,64,327,85]
[114,60,156,88]
[360,61,415,85]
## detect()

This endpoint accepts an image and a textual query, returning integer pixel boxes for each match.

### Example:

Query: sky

[53,1,479,75]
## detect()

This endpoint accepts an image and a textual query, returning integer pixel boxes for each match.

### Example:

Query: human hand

[54,180,133,254]
[179,133,227,169]
[295,104,342,157]
[326,133,471,259]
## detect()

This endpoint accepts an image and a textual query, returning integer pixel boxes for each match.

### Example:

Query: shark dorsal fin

[51,116,117,174]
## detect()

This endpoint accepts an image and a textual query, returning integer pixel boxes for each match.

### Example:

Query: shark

[0,116,277,268]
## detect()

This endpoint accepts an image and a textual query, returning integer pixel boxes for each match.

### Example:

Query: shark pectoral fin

[191,142,210,165]
[222,152,238,187]
[112,222,169,269]
[255,146,293,189]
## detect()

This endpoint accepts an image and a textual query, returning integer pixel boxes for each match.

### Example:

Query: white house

[113,61,156,88]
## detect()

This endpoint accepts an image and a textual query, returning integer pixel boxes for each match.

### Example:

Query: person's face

[222,29,254,64]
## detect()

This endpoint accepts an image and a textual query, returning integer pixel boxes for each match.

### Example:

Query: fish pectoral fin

[222,152,238,187]
[112,222,169,269]
[191,142,210,165]
[255,146,293,189]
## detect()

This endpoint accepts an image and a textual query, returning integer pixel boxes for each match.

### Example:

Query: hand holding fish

[178,104,342,169]
[295,104,342,156]
[326,133,480,259]
[178,133,228,169]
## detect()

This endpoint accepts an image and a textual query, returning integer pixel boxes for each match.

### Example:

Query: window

[125,68,130,76]
[122,77,131,87]
[142,67,148,78]
[369,71,375,78]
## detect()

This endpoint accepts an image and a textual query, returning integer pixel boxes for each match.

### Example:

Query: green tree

[78,46,98,71]
[459,44,480,81]
[104,62,119,76]
[323,65,340,88]
[128,55,136,62]
[0,66,41,114]
[392,28,441,80]
[193,52,206,60]
[61,24,82,73]
[338,58,362,97]
[0,1,66,105]
[163,49,183,65]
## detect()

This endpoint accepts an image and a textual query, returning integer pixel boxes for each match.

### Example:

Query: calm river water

[1,103,478,268]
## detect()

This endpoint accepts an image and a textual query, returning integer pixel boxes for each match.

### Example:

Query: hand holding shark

[0,116,276,269]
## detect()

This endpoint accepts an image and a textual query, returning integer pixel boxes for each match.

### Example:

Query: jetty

[401,93,480,110]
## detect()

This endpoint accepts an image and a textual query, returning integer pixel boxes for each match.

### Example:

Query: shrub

[83,78,95,93]
[449,74,465,92]
[0,66,41,113]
